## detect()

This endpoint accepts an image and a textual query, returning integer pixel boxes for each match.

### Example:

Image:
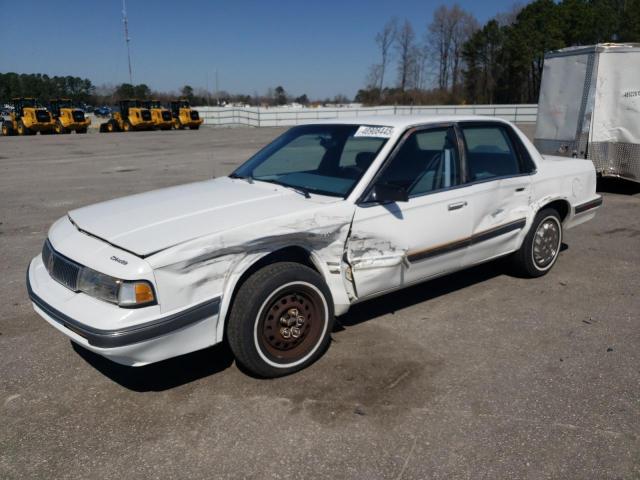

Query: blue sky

[0,0,521,98]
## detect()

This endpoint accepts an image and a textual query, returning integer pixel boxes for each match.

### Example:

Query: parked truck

[99,100,154,132]
[1,98,56,136]
[49,99,90,134]
[535,43,640,183]
[169,99,203,130]
[138,100,173,130]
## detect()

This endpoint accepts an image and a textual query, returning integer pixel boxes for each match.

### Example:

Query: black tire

[76,128,88,134]
[189,125,200,130]
[512,208,563,278]
[99,123,109,133]
[227,262,334,378]
[123,120,132,132]
[55,120,67,134]
[1,122,13,136]
[17,120,28,135]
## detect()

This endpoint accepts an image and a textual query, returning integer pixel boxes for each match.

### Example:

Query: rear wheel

[123,120,132,132]
[512,208,563,277]
[189,124,200,130]
[76,128,88,134]
[2,122,14,136]
[227,262,334,378]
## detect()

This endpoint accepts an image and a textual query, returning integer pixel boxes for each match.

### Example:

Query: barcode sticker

[354,126,394,138]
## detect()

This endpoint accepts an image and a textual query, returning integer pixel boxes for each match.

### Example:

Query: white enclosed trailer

[534,43,640,183]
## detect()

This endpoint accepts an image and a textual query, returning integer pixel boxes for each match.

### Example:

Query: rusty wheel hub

[258,285,324,362]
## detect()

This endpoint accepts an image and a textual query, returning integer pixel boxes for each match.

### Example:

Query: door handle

[515,187,526,192]
[448,201,467,211]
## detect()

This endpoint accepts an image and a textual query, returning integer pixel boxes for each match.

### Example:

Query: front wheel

[227,262,334,378]
[512,208,563,277]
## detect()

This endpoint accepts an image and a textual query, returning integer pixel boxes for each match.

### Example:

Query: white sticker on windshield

[353,125,394,138]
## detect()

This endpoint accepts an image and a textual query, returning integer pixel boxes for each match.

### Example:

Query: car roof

[310,114,509,129]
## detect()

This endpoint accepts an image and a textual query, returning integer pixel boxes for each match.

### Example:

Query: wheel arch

[537,198,571,223]
[215,245,332,343]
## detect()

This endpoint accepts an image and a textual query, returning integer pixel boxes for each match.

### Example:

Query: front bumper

[27,256,221,366]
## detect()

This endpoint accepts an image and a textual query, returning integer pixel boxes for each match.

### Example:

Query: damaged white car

[27,116,602,377]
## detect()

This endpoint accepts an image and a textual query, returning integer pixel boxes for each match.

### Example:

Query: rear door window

[461,125,521,181]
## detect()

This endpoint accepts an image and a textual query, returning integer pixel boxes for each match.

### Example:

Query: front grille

[190,111,199,120]
[161,111,172,121]
[72,110,85,122]
[42,240,82,291]
[141,110,152,121]
[36,110,51,123]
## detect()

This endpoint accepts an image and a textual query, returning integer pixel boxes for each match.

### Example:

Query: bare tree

[451,10,478,94]
[366,64,383,90]
[375,18,397,92]
[428,5,478,92]
[396,20,416,91]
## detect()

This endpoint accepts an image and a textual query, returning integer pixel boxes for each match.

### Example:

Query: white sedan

[27,116,602,377]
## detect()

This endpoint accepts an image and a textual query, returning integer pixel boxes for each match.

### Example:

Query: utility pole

[215,69,219,106]
[122,0,133,84]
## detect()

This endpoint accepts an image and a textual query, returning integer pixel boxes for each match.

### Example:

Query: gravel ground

[0,125,638,479]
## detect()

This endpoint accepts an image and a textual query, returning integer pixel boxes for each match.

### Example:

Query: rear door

[458,122,535,266]
[347,125,473,299]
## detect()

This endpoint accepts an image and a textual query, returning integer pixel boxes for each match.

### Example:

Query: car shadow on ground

[72,249,568,391]
[335,259,508,330]
[597,177,640,195]
[72,341,235,392]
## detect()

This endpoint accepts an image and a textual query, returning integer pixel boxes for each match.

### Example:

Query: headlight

[77,267,156,307]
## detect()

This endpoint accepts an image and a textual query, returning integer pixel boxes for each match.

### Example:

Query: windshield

[231,124,391,197]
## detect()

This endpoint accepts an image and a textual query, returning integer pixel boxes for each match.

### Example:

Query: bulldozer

[99,100,154,132]
[1,98,56,136]
[138,100,173,130]
[49,98,90,134]
[169,99,203,130]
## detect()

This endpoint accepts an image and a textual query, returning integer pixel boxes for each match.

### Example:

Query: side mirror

[367,183,409,203]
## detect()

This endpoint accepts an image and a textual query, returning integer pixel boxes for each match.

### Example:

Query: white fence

[195,104,538,127]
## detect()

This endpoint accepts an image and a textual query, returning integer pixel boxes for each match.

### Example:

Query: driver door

[347,125,473,299]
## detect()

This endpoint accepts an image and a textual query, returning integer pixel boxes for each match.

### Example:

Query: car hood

[68,177,331,256]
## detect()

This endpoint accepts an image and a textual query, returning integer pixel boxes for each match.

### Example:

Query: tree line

[0,73,339,107]
[0,73,95,104]
[357,0,640,106]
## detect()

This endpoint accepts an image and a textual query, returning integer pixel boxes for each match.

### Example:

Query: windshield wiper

[229,172,253,183]
[256,178,311,198]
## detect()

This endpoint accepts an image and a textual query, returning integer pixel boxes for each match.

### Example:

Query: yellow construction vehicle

[99,100,154,132]
[49,99,91,134]
[1,98,56,136]
[169,99,203,130]
[138,100,173,130]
